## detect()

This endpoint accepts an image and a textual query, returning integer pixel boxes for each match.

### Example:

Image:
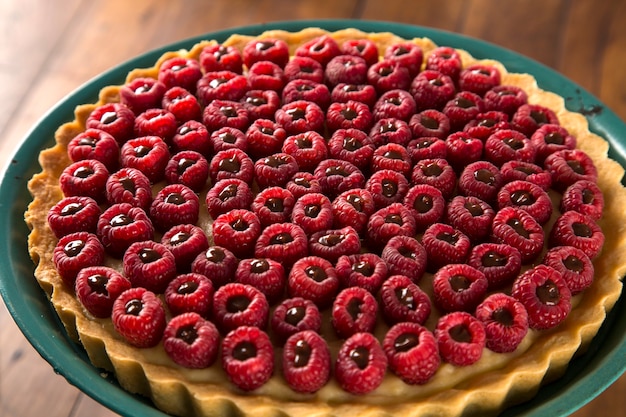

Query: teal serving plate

[1,20,624,417]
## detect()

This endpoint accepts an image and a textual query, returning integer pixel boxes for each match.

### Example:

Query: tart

[25,27,626,417]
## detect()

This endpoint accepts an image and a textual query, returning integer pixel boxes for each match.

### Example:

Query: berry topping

[327,128,374,172]
[105,167,153,211]
[331,188,376,235]
[149,183,200,232]
[112,287,166,348]
[243,38,290,69]
[287,256,339,308]
[254,222,309,266]
[161,86,202,124]
[53,232,105,288]
[122,240,177,293]
[119,77,167,115]
[212,209,262,259]
[67,128,120,172]
[253,153,299,189]
[205,178,254,219]
[309,226,362,263]
[511,103,559,136]
[275,100,325,135]
[409,109,451,139]
[191,246,238,289]
[342,38,380,67]
[163,312,220,369]
[120,136,170,183]
[366,169,410,210]
[458,64,501,96]
[421,223,471,271]
[47,196,101,239]
[164,273,214,318]
[458,160,503,203]
[467,243,522,289]
[171,120,211,155]
[75,266,131,319]
[475,293,529,353]
[202,99,250,132]
[271,297,322,343]
[544,149,598,191]
[294,35,341,67]
[134,108,178,142]
[432,264,489,313]
[379,274,431,325]
[158,57,202,93]
[483,85,528,116]
[335,332,387,395]
[221,326,274,391]
[235,257,286,305]
[196,70,249,105]
[164,150,209,193]
[381,235,428,283]
[411,158,457,200]
[335,252,388,294]
[435,311,486,366]
[212,282,270,332]
[383,322,439,384]
[326,100,374,132]
[497,180,553,225]
[85,103,135,144]
[282,330,331,394]
[366,203,417,250]
[324,54,368,87]
[530,124,577,164]
[245,118,288,159]
[59,159,109,203]
[96,203,154,258]
[445,195,495,242]
[484,129,536,167]
[543,246,594,294]
[549,211,604,259]
[290,192,334,235]
[491,206,545,264]
[331,286,378,339]
[199,44,243,74]
[314,159,366,199]
[209,148,254,184]
[161,224,209,272]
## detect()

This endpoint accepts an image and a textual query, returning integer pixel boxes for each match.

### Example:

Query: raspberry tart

[25,27,626,417]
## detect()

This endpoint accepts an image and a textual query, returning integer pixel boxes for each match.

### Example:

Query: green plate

[1,19,624,417]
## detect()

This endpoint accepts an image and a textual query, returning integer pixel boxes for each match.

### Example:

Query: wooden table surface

[1,0,625,416]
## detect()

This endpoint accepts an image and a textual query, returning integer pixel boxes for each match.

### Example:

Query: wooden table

[1,0,625,416]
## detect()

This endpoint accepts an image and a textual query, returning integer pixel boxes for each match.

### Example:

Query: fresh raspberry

[163,312,220,369]
[331,188,376,235]
[123,240,177,293]
[164,272,214,318]
[483,85,528,116]
[366,203,417,250]
[164,150,209,193]
[202,99,250,133]
[435,311,486,366]
[67,128,120,172]
[309,226,362,263]
[411,158,457,200]
[497,180,553,224]
[162,224,209,272]
[283,56,324,83]
[421,223,471,271]
[59,159,109,203]
[191,246,238,289]
[550,211,604,259]
[381,236,428,283]
[426,46,462,80]
[282,330,331,394]
[212,209,262,258]
[444,131,484,170]
[209,126,247,153]
[366,169,409,209]
[372,89,417,122]
[342,38,379,67]
[331,286,378,338]
[209,148,254,184]
[171,120,210,155]
[85,103,135,144]
[199,43,243,74]
[120,136,170,183]
[383,322,439,385]
[324,54,368,87]
[467,243,522,289]
[484,129,536,167]
[282,130,329,172]
[96,203,154,258]
[530,124,577,164]
[409,109,451,139]
[275,100,325,135]
[111,287,166,348]
[157,57,202,92]
[119,77,167,115]
[475,293,529,353]
[290,192,334,235]
[286,171,323,199]
[75,266,132,319]
[458,64,502,96]
[442,91,485,131]
[458,160,503,203]
[544,149,598,191]
[205,178,253,219]
[384,42,423,78]
[250,186,295,227]
[53,232,105,287]
[326,100,374,132]
[196,70,249,105]
[221,326,274,391]
[491,206,545,263]
[335,332,387,395]
[240,89,281,121]
[407,137,448,163]
[245,118,288,159]
[47,196,101,239]
[369,118,413,148]
[242,38,290,68]
[254,222,309,267]
[133,108,178,143]
[561,180,604,221]
[105,167,152,211]
[463,110,510,141]
[330,83,378,108]
[511,264,572,330]
[212,283,269,332]
[445,195,495,242]
[281,79,331,109]
[294,35,341,67]
[247,60,286,92]
[379,274,431,325]
[543,245,594,295]
[161,86,202,124]
[287,256,340,308]
[500,160,552,191]
[149,183,199,233]
[370,143,412,177]
[326,128,374,171]
[235,258,286,305]
[432,263,489,313]
[335,252,387,293]
[410,70,457,112]
[367,59,411,94]
[254,153,299,189]
[314,159,366,199]
[513,103,561,136]
[271,297,322,343]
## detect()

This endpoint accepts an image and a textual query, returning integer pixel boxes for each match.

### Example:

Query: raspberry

[275,100,325,135]
[283,56,324,83]
[458,160,503,203]
[383,322,439,385]
[445,195,495,242]
[379,274,431,325]
[491,206,545,263]
[426,46,462,80]
[282,330,331,394]
[497,180,553,224]
[331,83,378,108]
[53,232,105,287]
[372,89,417,122]
[369,118,413,148]
[85,103,135,144]
[199,44,243,74]
[411,158,457,200]
[281,131,328,173]
[458,64,501,96]
[96,203,154,258]
[530,124,577,164]
[161,224,209,272]
[366,169,409,210]
[240,89,281,121]
[309,226,362,263]
[549,211,604,259]
[410,70,457,112]
[210,126,247,153]
[370,143,412,177]
[287,256,340,308]
[421,223,471,271]
[342,38,380,67]
[163,312,220,369]
[209,148,254,184]
[294,35,341,67]
[119,77,167,115]
[314,159,366,199]
[107,165,151,209]
[484,129,536,167]
[407,137,448,163]
[242,38,290,68]
[511,103,560,136]
[281,79,331,109]
[254,222,309,267]
[196,70,249,105]
[444,131,484,170]
[212,283,269,332]
[149,183,199,232]
[134,108,178,143]
[253,153,299,189]
[335,332,387,395]
[335,252,388,293]
[409,109,451,139]
[500,160,552,191]
[271,297,322,343]
[192,244,238,288]
[245,118,288,159]
[212,209,262,258]
[544,149,598,191]
[467,243,522,289]
[221,326,274,391]
[171,120,211,155]
[475,293,529,353]
[326,100,374,132]
[247,60,286,92]
[75,266,131,319]
[435,311,486,366]
[443,91,485,131]
[59,159,109,203]
[483,85,528,116]
[286,171,323,199]
[164,150,209,193]
[120,136,170,183]
[381,236,428,283]
[432,263,489,313]
[383,42,423,78]
[205,178,253,219]
[67,128,120,172]
[123,240,177,293]
[158,57,202,93]
[366,203,417,250]
[367,59,411,94]
[47,196,101,239]
[164,273,214,318]
[324,54,368,87]
[202,99,250,132]
[290,192,334,235]
[331,188,376,235]
[235,258,286,305]
[332,286,378,338]
[511,264,572,330]
[561,180,604,221]
[161,86,203,124]
[327,128,374,171]
[112,287,166,348]
[463,111,510,141]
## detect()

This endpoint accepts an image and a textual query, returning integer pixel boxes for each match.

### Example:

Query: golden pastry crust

[25,27,626,417]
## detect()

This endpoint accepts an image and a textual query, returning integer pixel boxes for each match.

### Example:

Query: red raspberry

[53,232,105,287]
[120,136,170,183]
[409,109,451,139]
[119,77,167,115]
[366,203,417,250]
[372,89,416,122]
[497,180,553,224]
[327,128,374,171]
[235,258,286,305]
[483,85,528,116]
[164,273,214,318]
[209,148,254,184]
[286,171,323,199]
[294,35,341,67]
[331,188,376,235]
[96,203,154,258]
[342,38,379,67]
[67,128,120,172]
[163,312,220,369]
[410,70,457,112]
[332,286,378,338]
[326,100,374,132]
[561,180,604,221]
[426,46,462,80]
[443,91,485,131]
[530,124,577,164]
[149,183,199,232]
[384,42,423,78]
[75,266,131,319]
[253,153,299,189]
[458,64,502,96]
[157,57,202,92]
[445,195,495,242]
[287,256,339,308]
[544,149,598,191]
[202,99,250,133]
[421,223,471,271]
[164,150,209,193]
[511,103,560,136]
[240,89,281,121]
[47,196,101,239]
[368,168,411,211]
[242,38,290,68]
[161,224,209,272]
[247,60,286,92]
[191,246,238,289]
[379,274,431,325]
[123,240,177,293]
[511,264,572,330]
[475,293,529,353]
[282,330,331,394]
[171,120,210,155]
[324,54,368,87]
[212,209,262,258]
[370,142,412,177]
[463,111,510,141]
[411,158,457,200]
[108,164,153,210]
[458,160,503,203]
[467,243,522,289]
[282,131,329,172]
[283,56,324,83]
[335,332,387,395]
[491,206,545,263]
[290,192,334,235]
[314,159,366,199]
[432,263,489,313]
[281,79,331,109]
[367,59,411,94]
[381,236,428,283]
[407,137,448,163]
[444,131,484,170]
[161,86,202,124]
[275,100,325,135]
[549,211,604,259]
[369,118,413,148]
[199,44,243,74]
[254,222,308,267]
[112,287,166,348]
[543,245,594,294]
[221,326,274,391]
[500,160,552,191]
[134,108,178,143]
[212,283,269,332]
[435,311,486,366]
[209,126,247,153]
[196,70,249,105]
[245,118,288,159]
[309,226,362,263]
[59,159,109,203]
[205,178,253,219]
[85,103,135,144]
[484,129,536,167]
[335,252,388,293]
[331,83,378,108]
[383,322,439,385]
[271,297,322,343]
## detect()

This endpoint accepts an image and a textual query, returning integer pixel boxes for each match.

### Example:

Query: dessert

[25,27,626,417]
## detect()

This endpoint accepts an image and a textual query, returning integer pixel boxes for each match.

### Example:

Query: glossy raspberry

[383,322,439,385]
[59,159,109,203]
[467,242,522,289]
[202,99,250,132]
[331,83,378,108]
[381,236,428,283]
[335,332,387,395]
[164,273,214,318]
[433,264,489,313]
[75,266,132,319]
[123,240,177,293]
[212,209,262,258]
[336,252,388,294]
[282,330,331,394]
[287,256,339,308]
[483,85,528,116]
[134,108,178,143]
[342,38,380,66]
[411,158,457,200]
[67,128,120,172]
[286,171,323,199]
[47,196,101,238]
[247,60,286,92]
[161,86,203,124]
[332,286,378,339]
[370,142,412,177]
[210,126,247,153]
[119,77,167,115]
[544,149,598,191]
[369,118,413,148]
[245,118,288,159]
[409,109,451,139]
[209,148,254,184]
[162,224,209,272]
[410,69,456,112]
[163,312,220,369]
[443,91,485,131]
[426,46,462,80]
[212,283,269,332]
[326,100,374,132]
[105,168,152,210]
[254,222,309,267]
[275,100,325,135]
[314,159,366,199]
[497,180,553,224]
[331,188,376,235]
[271,297,322,343]
[158,57,202,92]
[463,111,510,141]
[283,56,324,83]
[164,150,209,193]
[491,206,545,264]
[543,245,594,294]
[484,129,536,167]
[530,124,577,164]
[235,258,286,305]
[120,136,170,183]
[253,153,299,189]
[511,103,560,136]
[475,293,529,353]
[191,246,238,289]
[309,226,362,263]
[242,38,290,69]
[379,274,431,325]
[199,44,243,74]
[366,169,409,210]
[281,132,328,173]
[511,264,572,330]
[196,70,249,105]
[421,223,471,271]
[384,42,423,77]
[366,203,417,250]
[281,79,331,109]
[500,160,552,191]
[112,287,166,348]
[561,180,604,221]
[327,128,374,171]
[205,178,253,219]
[85,103,135,144]
[324,54,368,87]
[53,232,105,288]
[367,59,411,94]
[407,137,448,163]
[444,131,484,170]
[96,203,154,258]
[549,211,604,259]
[435,311,486,366]
[290,192,334,235]
[171,120,210,155]
[294,35,341,67]
[458,64,501,96]
[150,183,199,232]
[404,182,448,231]
[372,89,417,121]
[445,195,495,242]
[458,160,503,203]
[240,89,281,121]
[221,326,274,391]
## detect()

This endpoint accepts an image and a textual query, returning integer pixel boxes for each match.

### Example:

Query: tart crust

[25,27,626,417]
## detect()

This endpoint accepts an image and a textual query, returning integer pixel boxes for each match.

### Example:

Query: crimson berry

[271,297,322,343]
[381,236,428,283]
[335,252,388,294]
[383,322,439,385]
[372,89,417,122]
[483,85,528,116]
[67,128,120,172]
[246,118,288,159]
[384,42,423,77]
[379,274,431,325]
[369,118,413,148]
[543,245,595,295]
[561,180,604,221]
[96,203,154,258]
[75,266,132,319]
[210,126,247,153]
[164,150,209,193]
[309,226,362,264]
[191,246,238,289]
[366,169,410,210]
[367,59,411,94]
[287,256,339,308]
[209,148,254,184]
[202,99,250,133]
[411,158,457,200]
[242,38,290,68]
[327,128,374,172]
[205,178,253,219]
[254,222,309,267]
[171,120,210,155]
[409,109,451,139]
[294,35,341,67]
[342,38,379,66]
[85,103,135,144]
[47,196,101,239]
[59,159,109,203]
[281,79,331,109]
[235,257,286,305]
[366,203,417,250]
[212,209,262,259]
[253,153,299,189]
[467,243,522,289]
[458,64,501,96]
[324,54,368,87]
[240,89,281,121]
[331,188,376,235]
[158,57,202,92]
[282,330,331,394]
[511,103,559,136]
[275,100,325,135]
[491,206,545,264]
[112,287,166,348]
[432,263,489,313]
[497,180,553,225]
[549,211,604,259]
[331,83,378,108]
[530,123,577,164]
[331,286,378,339]
[149,183,199,232]
[410,70,456,111]
[445,195,495,242]
[212,282,269,332]
[247,60,286,92]
[134,108,178,142]
[290,192,334,235]
[123,240,177,293]
[221,326,274,391]
[163,312,220,369]
[161,224,209,272]
[283,56,324,83]
[120,136,170,183]
[199,44,243,74]
[161,86,202,124]
[119,77,167,115]
[335,332,387,395]
[164,273,214,318]
[53,232,105,288]
[435,311,486,366]
[314,159,366,199]
[326,100,374,132]
[475,293,529,353]
[196,70,249,105]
